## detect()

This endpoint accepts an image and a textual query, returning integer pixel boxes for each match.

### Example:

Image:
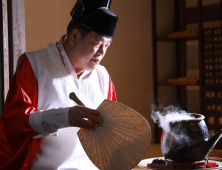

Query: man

[0,0,118,169]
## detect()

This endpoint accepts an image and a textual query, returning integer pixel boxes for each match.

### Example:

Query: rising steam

[151,105,194,133]
[151,104,195,148]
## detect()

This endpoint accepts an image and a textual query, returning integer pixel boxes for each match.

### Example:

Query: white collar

[57,35,92,80]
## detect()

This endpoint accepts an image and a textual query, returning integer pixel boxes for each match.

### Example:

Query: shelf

[158,84,199,86]
[151,0,209,144]
[157,36,198,41]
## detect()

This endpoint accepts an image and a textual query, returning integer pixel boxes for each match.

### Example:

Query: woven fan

[69,92,151,170]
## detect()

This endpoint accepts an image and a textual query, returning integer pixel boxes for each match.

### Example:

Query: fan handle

[69,92,85,106]
[69,92,104,127]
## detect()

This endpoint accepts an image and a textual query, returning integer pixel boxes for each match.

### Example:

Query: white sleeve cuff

[29,107,71,137]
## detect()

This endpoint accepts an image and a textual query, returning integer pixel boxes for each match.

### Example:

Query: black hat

[70,0,118,38]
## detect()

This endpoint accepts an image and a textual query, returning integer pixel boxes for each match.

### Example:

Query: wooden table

[133,166,144,170]
[133,157,222,170]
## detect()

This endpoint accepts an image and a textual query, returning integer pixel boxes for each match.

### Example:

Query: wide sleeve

[107,76,117,102]
[0,54,41,170]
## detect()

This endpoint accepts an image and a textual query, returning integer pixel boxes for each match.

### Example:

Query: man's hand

[68,105,100,128]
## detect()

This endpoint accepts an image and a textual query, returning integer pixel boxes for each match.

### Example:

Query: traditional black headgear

[70,0,118,38]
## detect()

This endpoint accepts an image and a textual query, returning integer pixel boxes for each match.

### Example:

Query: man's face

[70,31,112,73]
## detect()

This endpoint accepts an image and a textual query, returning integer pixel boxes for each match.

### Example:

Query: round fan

[69,92,151,170]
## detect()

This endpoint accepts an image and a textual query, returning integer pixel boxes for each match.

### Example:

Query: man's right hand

[68,105,100,128]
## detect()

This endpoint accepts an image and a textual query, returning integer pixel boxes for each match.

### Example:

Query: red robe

[0,54,117,170]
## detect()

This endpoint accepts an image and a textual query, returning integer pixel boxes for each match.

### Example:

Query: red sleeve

[107,76,117,102]
[0,54,41,170]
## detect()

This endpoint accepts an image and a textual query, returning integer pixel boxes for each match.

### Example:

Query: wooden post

[2,0,9,101]
[8,0,26,81]
[0,0,3,113]
[151,0,160,144]
[198,0,203,115]
[0,0,9,115]
[0,0,25,115]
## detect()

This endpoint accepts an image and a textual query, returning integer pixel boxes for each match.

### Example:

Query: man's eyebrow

[96,37,112,43]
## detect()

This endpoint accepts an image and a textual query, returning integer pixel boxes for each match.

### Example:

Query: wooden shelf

[151,0,204,144]
[157,36,198,41]
[152,0,222,148]
[158,84,199,86]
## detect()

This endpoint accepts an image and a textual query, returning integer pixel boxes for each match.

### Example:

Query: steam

[151,105,194,133]
[151,105,195,148]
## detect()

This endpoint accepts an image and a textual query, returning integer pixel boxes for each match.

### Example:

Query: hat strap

[107,0,110,8]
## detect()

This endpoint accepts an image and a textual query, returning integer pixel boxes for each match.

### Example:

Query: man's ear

[70,29,81,45]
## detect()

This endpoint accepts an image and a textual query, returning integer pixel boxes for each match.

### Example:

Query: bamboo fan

[69,92,151,170]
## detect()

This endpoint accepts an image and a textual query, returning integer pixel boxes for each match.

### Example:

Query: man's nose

[97,45,106,56]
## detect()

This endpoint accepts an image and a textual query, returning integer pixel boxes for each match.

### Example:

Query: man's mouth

[91,58,100,64]
[92,56,102,64]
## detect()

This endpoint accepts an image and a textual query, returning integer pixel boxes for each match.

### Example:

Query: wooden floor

[133,143,162,170]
